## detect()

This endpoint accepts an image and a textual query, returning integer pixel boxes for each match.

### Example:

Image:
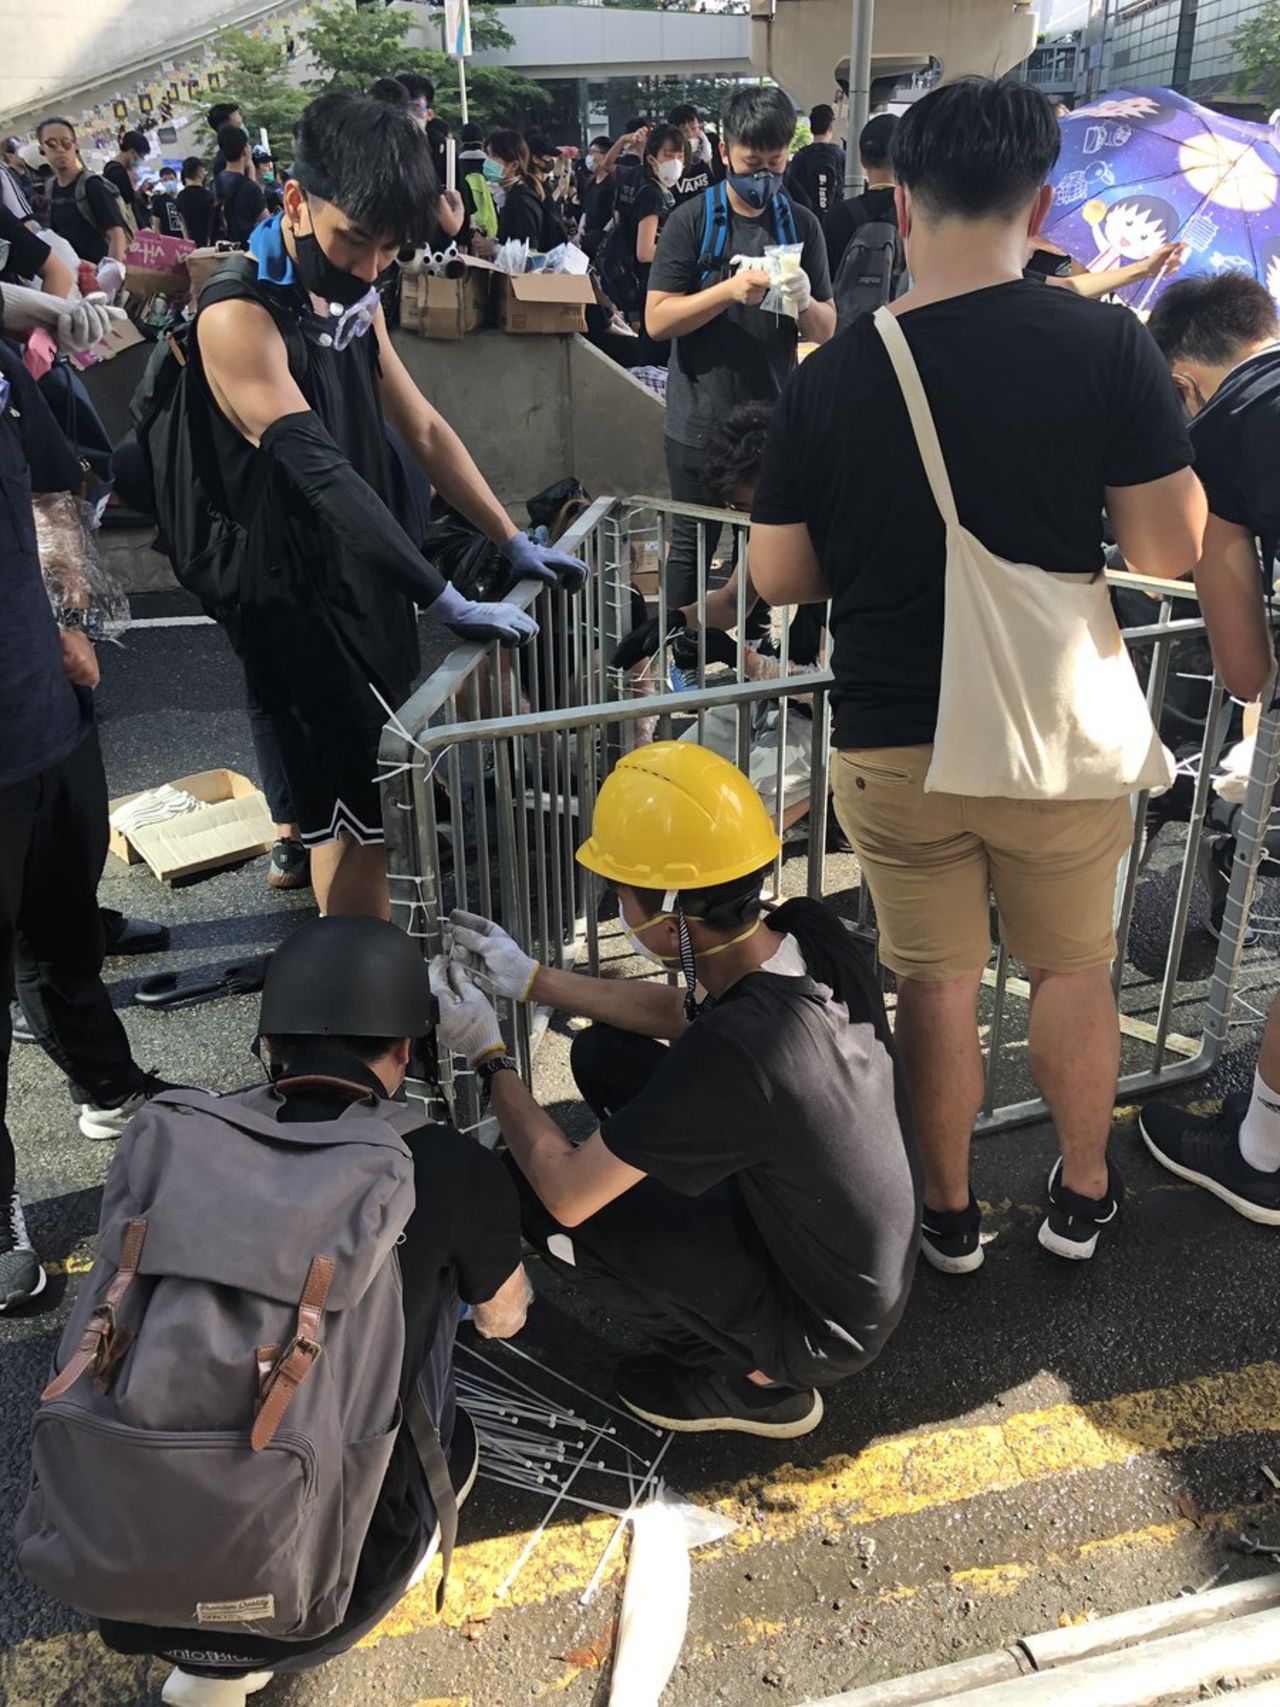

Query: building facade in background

[1068,0,1273,105]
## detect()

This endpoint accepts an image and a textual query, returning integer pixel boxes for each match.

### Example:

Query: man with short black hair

[751,77,1206,1274]
[646,85,834,607]
[823,112,898,278]
[190,93,584,919]
[667,101,722,204]
[149,164,184,237]
[175,156,214,246]
[37,117,128,264]
[395,72,435,130]
[103,129,150,229]
[214,125,267,243]
[1139,273,1280,1225]
[786,102,844,217]
[208,101,244,176]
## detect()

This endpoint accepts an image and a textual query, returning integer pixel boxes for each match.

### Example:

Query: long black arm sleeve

[258,411,447,607]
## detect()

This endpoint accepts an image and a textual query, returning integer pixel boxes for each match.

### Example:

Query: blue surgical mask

[728,168,784,210]
[482,157,503,183]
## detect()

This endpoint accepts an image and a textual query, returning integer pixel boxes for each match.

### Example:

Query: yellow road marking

[42,1254,93,1277]
[360,1360,1280,1640]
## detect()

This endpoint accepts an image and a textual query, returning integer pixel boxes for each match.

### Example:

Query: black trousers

[509,1023,793,1381]
[0,730,139,1199]
[663,438,725,610]
[245,689,295,828]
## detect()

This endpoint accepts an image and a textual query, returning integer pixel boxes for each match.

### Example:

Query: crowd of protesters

[3,59,1280,1707]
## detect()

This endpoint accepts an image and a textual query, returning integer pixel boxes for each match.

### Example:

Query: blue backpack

[694,180,798,288]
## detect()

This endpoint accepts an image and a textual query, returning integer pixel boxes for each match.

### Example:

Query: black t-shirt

[497,181,563,251]
[787,141,845,218]
[215,169,266,244]
[618,174,670,296]
[600,910,919,1381]
[102,160,145,229]
[823,184,896,279]
[0,201,50,285]
[1187,346,1280,568]
[581,172,616,235]
[49,170,124,262]
[671,143,724,207]
[647,191,832,450]
[175,183,215,247]
[752,279,1193,749]
[150,189,185,239]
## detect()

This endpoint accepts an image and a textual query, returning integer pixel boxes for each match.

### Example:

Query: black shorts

[270,713,386,848]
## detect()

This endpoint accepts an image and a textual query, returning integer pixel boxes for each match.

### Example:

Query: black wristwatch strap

[475,1053,518,1104]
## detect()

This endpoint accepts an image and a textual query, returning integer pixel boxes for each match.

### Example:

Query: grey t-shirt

[647,191,831,450]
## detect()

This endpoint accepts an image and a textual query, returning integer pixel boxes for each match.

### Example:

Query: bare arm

[646,271,768,341]
[530,963,689,1041]
[374,306,515,545]
[1105,467,1206,581]
[471,1263,534,1339]
[749,520,830,606]
[1193,511,1276,701]
[635,212,660,266]
[196,296,313,442]
[489,1070,646,1227]
[1049,241,1186,301]
[105,225,128,263]
[681,560,760,632]
[798,295,836,344]
[39,249,75,299]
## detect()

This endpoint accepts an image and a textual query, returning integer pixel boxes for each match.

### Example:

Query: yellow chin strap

[635,913,762,964]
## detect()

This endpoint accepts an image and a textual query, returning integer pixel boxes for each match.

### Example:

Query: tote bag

[873,306,1174,801]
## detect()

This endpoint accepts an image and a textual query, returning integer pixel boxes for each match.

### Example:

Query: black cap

[258,917,434,1039]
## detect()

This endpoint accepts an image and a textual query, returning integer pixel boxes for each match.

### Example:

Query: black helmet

[258,917,434,1039]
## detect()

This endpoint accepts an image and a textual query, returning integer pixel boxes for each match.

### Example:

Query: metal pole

[458,55,469,127]
[845,0,874,194]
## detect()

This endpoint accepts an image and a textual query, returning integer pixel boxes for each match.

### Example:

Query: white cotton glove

[449,909,539,1001]
[429,955,506,1067]
[56,292,125,352]
[777,266,813,316]
[0,282,61,334]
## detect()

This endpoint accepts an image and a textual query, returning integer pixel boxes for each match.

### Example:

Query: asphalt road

[3,608,1280,1707]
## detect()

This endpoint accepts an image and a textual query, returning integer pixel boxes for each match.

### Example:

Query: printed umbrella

[1044,86,1280,312]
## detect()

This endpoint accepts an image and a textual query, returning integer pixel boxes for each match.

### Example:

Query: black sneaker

[9,999,34,1047]
[100,909,171,956]
[1038,1158,1124,1260]
[0,1194,46,1310]
[266,839,311,891]
[616,1361,823,1438]
[1139,1095,1280,1226]
[921,1194,984,1274]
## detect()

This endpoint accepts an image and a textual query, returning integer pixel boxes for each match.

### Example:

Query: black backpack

[126,257,308,637]
[833,196,902,332]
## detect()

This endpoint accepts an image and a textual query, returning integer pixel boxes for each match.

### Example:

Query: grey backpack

[16,1081,456,1640]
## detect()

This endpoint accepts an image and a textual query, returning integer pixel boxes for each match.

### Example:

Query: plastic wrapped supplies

[732,242,804,319]
[31,490,130,642]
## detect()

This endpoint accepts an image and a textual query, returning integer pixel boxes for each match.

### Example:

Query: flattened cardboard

[494,271,594,335]
[67,315,147,371]
[187,245,242,301]
[108,769,273,882]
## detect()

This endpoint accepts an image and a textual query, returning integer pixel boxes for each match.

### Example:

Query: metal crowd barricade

[379,495,1280,1136]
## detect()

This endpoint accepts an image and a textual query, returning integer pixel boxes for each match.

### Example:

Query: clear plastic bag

[32,490,130,642]
[760,241,804,318]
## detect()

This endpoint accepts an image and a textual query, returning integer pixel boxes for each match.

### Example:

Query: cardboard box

[108,770,274,882]
[67,315,147,371]
[494,272,595,336]
[400,260,491,339]
[187,244,243,302]
[124,229,195,307]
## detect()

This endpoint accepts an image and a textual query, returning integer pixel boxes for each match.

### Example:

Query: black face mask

[290,220,374,311]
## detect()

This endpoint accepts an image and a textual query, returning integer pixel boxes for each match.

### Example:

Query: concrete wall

[750,0,1041,108]
[395,329,669,511]
[409,4,751,81]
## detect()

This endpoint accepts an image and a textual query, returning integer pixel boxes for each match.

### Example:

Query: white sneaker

[78,1073,176,1140]
[161,1669,273,1707]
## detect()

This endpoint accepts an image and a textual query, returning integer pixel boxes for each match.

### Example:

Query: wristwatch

[474,1053,518,1103]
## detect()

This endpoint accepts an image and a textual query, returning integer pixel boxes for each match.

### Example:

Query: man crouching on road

[430,742,920,1440]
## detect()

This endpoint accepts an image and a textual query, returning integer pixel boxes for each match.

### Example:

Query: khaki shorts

[833,745,1134,982]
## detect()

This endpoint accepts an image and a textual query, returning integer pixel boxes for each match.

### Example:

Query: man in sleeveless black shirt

[195,93,587,919]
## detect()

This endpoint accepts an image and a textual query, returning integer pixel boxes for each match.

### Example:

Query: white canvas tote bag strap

[873,306,960,533]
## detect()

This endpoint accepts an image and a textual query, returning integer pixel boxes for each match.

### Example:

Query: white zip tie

[580,1435,675,1605]
[496,1420,613,1599]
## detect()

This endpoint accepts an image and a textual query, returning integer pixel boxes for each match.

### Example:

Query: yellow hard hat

[576,742,781,893]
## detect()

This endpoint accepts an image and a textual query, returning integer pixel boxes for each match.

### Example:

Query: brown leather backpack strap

[250,1254,333,1451]
[42,1218,148,1402]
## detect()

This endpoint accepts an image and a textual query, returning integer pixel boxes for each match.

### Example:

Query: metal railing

[379,496,1280,1135]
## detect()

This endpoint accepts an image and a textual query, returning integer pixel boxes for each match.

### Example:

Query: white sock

[1238,1069,1280,1173]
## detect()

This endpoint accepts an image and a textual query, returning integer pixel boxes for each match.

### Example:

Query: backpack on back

[75,169,138,241]
[15,1081,456,1640]
[124,255,307,637]
[833,196,901,332]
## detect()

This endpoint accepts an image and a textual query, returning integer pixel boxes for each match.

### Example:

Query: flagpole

[458,55,469,126]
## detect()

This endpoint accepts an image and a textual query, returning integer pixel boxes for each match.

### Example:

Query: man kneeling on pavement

[432,742,920,1439]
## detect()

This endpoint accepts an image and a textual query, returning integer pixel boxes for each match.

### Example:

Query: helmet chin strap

[662,890,761,1020]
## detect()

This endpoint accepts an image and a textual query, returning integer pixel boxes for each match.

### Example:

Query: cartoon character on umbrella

[1083,192,1180,272]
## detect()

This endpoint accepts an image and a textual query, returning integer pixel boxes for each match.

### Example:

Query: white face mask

[655,157,683,188]
[618,900,675,966]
